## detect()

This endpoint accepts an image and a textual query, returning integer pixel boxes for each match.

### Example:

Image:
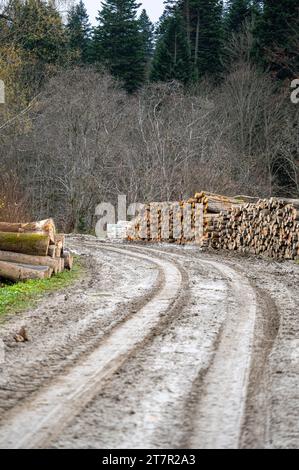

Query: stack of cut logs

[127,192,299,260]
[206,198,299,260]
[0,219,73,282]
[127,192,209,244]
[127,192,243,244]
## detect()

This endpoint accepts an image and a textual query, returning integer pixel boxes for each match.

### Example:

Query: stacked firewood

[206,198,299,260]
[0,219,73,282]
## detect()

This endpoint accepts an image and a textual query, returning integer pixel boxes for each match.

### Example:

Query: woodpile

[0,219,73,282]
[206,198,299,260]
[127,192,299,260]
[127,192,243,244]
[127,194,204,243]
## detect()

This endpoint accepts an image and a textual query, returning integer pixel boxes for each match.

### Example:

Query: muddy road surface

[0,236,298,449]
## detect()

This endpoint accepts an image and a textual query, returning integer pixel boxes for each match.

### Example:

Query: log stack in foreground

[0,219,74,282]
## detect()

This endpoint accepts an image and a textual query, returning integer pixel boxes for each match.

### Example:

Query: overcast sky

[85,0,165,25]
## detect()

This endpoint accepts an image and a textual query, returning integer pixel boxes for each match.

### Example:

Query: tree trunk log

[0,250,60,274]
[0,219,56,243]
[0,260,53,281]
[0,233,50,256]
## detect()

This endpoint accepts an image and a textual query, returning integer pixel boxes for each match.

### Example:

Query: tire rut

[0,241,295,449]
[0,245,184,449]
[0,247,161,416]
[136,247,258,449]
[138,247,287,449]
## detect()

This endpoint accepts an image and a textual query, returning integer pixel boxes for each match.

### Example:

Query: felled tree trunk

[0,260,53,282]
[0,233,50,256]
[0,219,56,243]
[0,250,60,274]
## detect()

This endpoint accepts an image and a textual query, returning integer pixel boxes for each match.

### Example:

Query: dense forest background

[0,0,298,232]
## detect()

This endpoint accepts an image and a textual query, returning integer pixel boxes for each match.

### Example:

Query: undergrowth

[0,258,83,320]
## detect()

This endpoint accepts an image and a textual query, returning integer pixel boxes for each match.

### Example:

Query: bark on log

[0,219,56,243]
[0,233,50,256]
[127,193,299,260]
[233,195,260,203]
[0,260,53,282]
[280,199,299,210]
[207,200,241,214]
[0,250,60,274]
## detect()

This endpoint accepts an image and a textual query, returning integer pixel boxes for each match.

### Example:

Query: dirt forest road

[0,235,298,449]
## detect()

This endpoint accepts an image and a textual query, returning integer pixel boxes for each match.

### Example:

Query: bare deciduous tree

[0,63,298,230]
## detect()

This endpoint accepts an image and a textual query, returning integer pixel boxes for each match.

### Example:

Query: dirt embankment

[0,236,298,449]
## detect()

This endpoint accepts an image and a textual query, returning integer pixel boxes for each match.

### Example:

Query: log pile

[127,192,242,244]
[206,198,299,260]
[127,193,207,243]
[127,192,299,260]
[0,219,73,282]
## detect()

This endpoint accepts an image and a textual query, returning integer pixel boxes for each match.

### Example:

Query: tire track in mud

[54,245,261,449]
[0,245,185,449]
[53,247,227,449]
[128,247,259,449]
[188,260,257,449]
[239,287,280,449]
[0,241,291,449]
[0,247,160,416]
[140,247,290,449]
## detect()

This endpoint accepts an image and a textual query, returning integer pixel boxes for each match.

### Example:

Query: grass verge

[0,258,83,320]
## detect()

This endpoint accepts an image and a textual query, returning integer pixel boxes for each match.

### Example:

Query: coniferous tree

[150,12,191,84]
[188,0,224,80]
[66,0,91,64]
[255,0,299,78]
[225,0,253,33]
[93,0,146,93]
[164,0,224,80]
[139,9,154,63]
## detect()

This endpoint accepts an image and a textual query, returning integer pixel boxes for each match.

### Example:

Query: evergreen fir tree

[139,9,154,63]
[187,0,224,80]
[93,0,146,93]
[255,0,299,78]
[150,12,191,84]
[66,0,91,64]
[225,0,253,33]
[165,0,224,79]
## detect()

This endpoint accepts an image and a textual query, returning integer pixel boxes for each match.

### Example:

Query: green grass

[0,258,83,320]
